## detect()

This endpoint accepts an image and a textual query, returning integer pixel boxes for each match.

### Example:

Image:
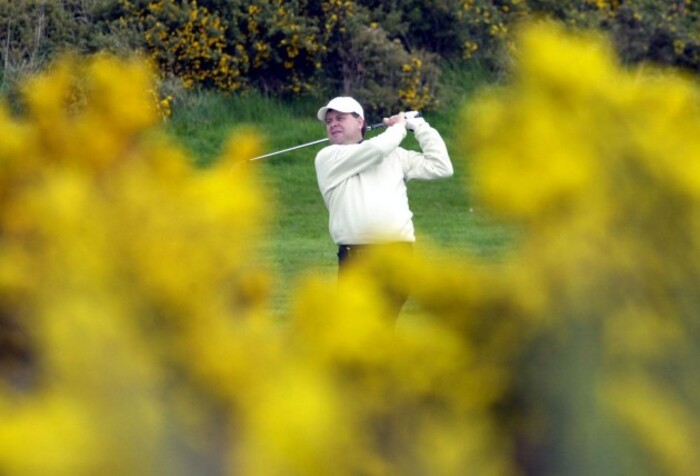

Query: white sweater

[314,122,453,245]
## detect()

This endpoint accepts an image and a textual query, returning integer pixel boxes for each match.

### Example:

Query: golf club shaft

[247,121,386,162]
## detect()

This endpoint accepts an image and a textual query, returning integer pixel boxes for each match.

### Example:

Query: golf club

[245,121,387,163]
[236,111,422,166]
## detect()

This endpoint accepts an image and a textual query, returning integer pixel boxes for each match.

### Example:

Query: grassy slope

[165,67,517,315]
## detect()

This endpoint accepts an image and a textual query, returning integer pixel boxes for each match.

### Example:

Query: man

[314,96,453,317]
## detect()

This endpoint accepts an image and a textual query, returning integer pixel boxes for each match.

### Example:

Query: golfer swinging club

[314,96,453,318]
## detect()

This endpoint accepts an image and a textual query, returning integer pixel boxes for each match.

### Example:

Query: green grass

[165,76,517,316]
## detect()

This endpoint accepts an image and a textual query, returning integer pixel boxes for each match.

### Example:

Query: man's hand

[383,112,407,128]
[404,111,425,131]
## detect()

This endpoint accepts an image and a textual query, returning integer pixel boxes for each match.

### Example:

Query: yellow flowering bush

[119,0,250,92]
[0,54,270,474]
[116,0,330,95]
[457,0,528,66]
[110,0,441,111]
[459,21,700,474]
[399,56,437,112]
[238,0,326,95]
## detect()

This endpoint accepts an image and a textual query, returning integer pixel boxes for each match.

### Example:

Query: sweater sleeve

[315,124,407,196]
[400,122,453,180]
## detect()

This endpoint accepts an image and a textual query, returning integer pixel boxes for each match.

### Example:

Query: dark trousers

[337,242,413,319]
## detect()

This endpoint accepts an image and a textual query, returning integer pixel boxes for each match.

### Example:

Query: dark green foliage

[1,0,699,105]
[359,0,466,57]
[0,0,138,94]
[523,0,700,73]
[0,1,91,77]
[603,1,700,72]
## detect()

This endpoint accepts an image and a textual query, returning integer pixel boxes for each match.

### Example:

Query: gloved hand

[404,111,425,131]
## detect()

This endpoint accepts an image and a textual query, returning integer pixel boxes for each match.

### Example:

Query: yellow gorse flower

[0,54,269,475]
[462,21,700,474]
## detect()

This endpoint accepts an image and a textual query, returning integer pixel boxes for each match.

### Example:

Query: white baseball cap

[317,96,364,122]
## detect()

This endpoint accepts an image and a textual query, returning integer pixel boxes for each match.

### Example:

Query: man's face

[325,110,364,145]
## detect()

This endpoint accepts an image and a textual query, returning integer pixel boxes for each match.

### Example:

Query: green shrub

[321,22,441,115]
[312,0,442,115]
[111,0,442,113]
[359,0,466,58]
[520,0,700,73]
[456,0,530,71]
[3,0,699,111]
[0,0,106,88]
[602,1,700,72]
